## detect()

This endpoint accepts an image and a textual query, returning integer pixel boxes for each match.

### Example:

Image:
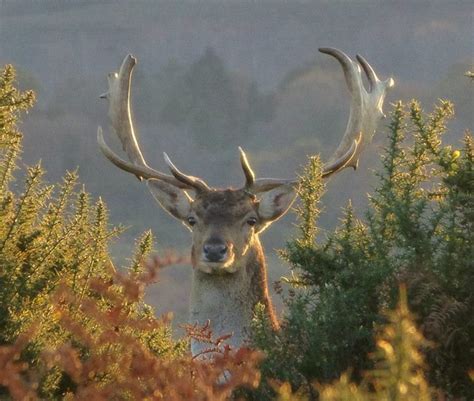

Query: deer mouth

[197,254,237,274]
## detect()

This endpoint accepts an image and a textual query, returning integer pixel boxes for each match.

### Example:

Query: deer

[97,48,394,357]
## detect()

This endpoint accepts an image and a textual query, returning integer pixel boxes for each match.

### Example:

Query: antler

[97,55,210,192]
[240,47,394,193]
[99,49,393,195]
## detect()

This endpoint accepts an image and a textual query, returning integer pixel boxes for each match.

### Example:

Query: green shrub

[252,101,473,400]
[269,288,432,401]
[0,63,266,401]
[0,65,186,399]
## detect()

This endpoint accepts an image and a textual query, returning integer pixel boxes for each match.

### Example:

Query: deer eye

[187,216,197,226]
[246,217,257,226]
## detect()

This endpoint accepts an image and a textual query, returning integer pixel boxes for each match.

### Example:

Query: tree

[158,47,275,149]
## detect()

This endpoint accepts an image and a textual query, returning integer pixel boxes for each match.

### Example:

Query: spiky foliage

[318,288,432,401]
[0,65,189,398]
[0,64,265,401]
[252,100,473,400]
[254,289,433,401]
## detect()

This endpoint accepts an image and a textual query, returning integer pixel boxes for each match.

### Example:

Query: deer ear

[147,179,192,221]
[257,184,296,223]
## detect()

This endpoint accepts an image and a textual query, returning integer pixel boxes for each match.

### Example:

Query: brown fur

[194,190,256,222]
[187,189,285,354]
[245,240,279,330]
[189,235,279,355]
[147,184,295,354]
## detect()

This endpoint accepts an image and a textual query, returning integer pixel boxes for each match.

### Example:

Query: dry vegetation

[0,258,262,401]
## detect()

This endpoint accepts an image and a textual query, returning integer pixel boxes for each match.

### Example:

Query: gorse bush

[269,288,432,401]
[0,65,263,400]
[0,64,181,398]
[252,100,473,400]
[1,64,472,400]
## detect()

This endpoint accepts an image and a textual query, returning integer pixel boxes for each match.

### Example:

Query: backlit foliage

[252,289,433,401]
[0,258,262,400]
[0,65,262,400]
[318,288,431,401]
[252,100,473,400]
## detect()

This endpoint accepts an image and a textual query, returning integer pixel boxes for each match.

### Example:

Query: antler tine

[98,127,188,188]
[319,47,360,93]
[238,147,256,189]
[244,48,393,193]
[163,153,210,192]
[355,54,377,92]
[321,132,361,177]
[98,54,209,191]
[320,47,394,172]
[245,135,359,193]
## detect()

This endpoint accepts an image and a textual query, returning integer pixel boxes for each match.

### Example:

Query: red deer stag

[97,48,394,356]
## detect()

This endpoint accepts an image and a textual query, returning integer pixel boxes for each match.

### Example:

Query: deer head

[98,49,392,275]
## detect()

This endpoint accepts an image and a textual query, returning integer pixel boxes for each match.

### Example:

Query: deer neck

[189,237,278,355]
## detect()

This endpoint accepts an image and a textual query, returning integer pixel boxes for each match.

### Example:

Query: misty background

[1,0,472,327]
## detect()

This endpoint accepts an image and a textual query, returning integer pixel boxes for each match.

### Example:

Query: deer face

[147,182,296,274]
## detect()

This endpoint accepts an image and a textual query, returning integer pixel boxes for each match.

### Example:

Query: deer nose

[203,241,228,263]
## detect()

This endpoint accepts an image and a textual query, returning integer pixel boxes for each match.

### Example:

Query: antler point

[163,152,172,165]
[97,126,104,141]
[126,54,137,64]
[318,47,331,53]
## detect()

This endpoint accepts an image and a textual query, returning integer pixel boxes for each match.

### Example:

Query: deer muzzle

[203,238,230,263]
